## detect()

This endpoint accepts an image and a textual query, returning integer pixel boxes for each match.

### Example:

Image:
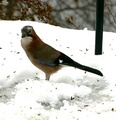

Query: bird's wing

[36,59,57,66]
[35,52,75,66]
[33,44,62,66]
[54,53,77,66]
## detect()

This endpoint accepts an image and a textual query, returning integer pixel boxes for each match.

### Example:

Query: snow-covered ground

[0,21,116,120]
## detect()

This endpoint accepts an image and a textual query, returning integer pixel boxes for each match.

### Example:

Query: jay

[21,25,103,80]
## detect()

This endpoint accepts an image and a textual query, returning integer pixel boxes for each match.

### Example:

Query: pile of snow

[0,21,116,120]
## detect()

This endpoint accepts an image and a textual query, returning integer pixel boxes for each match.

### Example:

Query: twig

[105,0,116,24]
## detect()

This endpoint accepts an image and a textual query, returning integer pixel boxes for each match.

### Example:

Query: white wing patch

[59,59,63,63]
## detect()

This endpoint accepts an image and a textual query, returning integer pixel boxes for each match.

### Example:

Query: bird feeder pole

[95,0,104,55]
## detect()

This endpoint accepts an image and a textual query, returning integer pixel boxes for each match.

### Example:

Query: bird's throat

[21,37,33,49]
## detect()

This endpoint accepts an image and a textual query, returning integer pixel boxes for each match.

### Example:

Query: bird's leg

[45,74,50,81]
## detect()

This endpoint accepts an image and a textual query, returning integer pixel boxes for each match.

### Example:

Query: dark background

[0,0,116,32]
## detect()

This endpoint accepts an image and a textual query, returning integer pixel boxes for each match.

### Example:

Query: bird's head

[21,26,34,38]
[21,25,43,49]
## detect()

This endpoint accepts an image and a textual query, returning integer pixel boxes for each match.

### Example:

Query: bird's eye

[28,29,32,34]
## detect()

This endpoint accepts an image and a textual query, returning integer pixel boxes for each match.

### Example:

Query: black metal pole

[95,0,104,55]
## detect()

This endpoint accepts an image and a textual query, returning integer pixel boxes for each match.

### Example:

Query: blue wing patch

[36,59,57,66]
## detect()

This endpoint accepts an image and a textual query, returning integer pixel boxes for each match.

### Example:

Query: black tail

[65,61,103,76]
[58,53,103,77]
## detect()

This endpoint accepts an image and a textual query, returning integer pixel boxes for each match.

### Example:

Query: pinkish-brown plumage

[21,26,103,80]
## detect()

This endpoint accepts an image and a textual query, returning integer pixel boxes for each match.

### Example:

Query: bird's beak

[21,31,27,38]
[21,28,27,38]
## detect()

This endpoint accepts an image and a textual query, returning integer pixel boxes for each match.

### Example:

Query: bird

[21,25,103,80]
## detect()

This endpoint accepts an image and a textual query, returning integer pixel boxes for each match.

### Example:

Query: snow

[0,20,116,120]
